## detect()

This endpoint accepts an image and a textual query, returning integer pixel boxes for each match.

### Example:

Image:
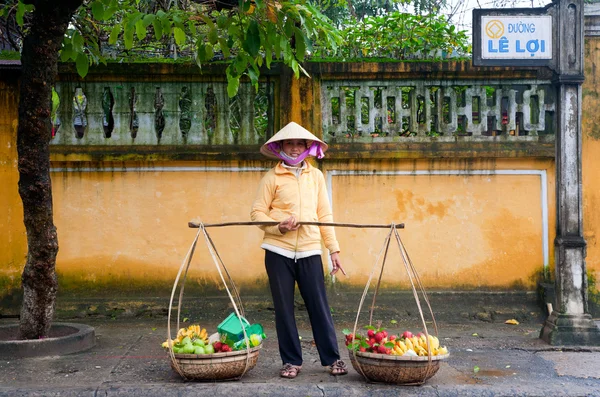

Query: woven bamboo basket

[349,224,448,385]
[167,223,262,381]
[169,345,262,380]
[348,351,449,384]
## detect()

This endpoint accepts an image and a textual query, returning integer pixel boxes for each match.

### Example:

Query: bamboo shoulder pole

[188,221,405,229]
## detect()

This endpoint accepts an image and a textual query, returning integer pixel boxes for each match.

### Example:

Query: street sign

[473,8,554,67]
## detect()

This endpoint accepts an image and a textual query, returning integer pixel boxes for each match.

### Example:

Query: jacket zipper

[294,170,302,262]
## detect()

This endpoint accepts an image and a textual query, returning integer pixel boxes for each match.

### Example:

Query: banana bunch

[390,334,448,357]
[162,324,208,348]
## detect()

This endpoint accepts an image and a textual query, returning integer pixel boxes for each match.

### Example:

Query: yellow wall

[48,157,555,292]
[583,37,600,280]
[325,159,555,288]
[50,162,269,293]
[0,79,26,297]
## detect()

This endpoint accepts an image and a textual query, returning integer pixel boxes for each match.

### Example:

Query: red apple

[377,345,387,354]
[382,330,388,338]
[374,332,384,343]
[213,342,223,352]
[367,329,375,338]
[401,331,413,339]
[389,335,396,341]
[359,346,367,352]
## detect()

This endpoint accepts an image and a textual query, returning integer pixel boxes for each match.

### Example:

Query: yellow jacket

[251,162,340,254]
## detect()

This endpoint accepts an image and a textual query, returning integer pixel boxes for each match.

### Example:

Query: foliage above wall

[1,0,342,96]
[317,11,470,60]
[1,0,470,80]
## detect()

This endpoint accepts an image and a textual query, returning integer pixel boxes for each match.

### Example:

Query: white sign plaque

[481,16,552,59]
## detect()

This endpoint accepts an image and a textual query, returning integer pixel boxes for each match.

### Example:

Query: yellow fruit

[411,336,420,349]
[438,346,448,355]
[405,338,414,351]
[428,335,439,350]
[397,340,407,353]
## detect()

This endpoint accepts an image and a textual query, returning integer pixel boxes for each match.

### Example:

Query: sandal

[280,363,302,379]
[329,359,348,376]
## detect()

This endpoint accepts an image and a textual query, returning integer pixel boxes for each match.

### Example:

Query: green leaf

[227,74,240,98]
[135,19,147,41]
[71,31,84,53]
[290,59,299,78]
[109,24,121,45]
[76,53,89,78]
[182,317,189,322]
[243,20,260,57]
[16,1,25,27]
[217,15,229,29]
[248,67,259,87]
[152,19,163,40]
[123,23,134,49]
[200,15,215,30]
[473,366,480,373]
[218,38,230,58]
[342,328,351,336]
[294,28,306,61]
[265,47,272,68]
[51,88,60,121]
[242,0,251,12]
[384,342,395,348]
[142,14,155,27]
[173,27,186,47]
[208,28,218,45]
[187,20,196,35]
[103,6,118,20]
[91,1,104,20]
[196,43,213,62]
[161,15,172,37]
[60,43,73,62]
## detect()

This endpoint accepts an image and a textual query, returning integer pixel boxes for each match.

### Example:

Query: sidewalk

[1,314,599,397]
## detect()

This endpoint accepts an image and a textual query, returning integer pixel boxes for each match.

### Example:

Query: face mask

[266,141,325,165]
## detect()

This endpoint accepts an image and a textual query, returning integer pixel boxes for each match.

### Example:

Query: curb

[0,322,95,359]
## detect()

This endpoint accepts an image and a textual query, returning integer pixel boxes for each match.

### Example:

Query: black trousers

[265,250,340,366]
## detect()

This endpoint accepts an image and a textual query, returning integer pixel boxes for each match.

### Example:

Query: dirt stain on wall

[394,190,454,222]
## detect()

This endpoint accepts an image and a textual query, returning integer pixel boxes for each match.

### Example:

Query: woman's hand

[330,252,346,276]
[278,216,300,234]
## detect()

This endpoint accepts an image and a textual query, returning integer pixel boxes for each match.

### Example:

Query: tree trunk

[17,0,82,340]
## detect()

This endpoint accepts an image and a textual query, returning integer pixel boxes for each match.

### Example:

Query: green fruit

[172,346,182,354]
[193,346,205,355]
[192,339,205,347]
[204,344,215,354]
[182,344,195,354]
[181,336,192,345]
[250,334,262,347]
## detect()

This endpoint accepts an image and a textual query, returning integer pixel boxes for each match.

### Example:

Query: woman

[251,122,348,379]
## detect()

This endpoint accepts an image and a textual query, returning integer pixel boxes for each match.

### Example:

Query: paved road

[1,317,599,396]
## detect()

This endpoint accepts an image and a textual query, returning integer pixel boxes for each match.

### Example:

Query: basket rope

[350,224,439,386]
[167,222,253,380]
[199,223,253,378]
[351,225,395,382]
[167,226,203,380]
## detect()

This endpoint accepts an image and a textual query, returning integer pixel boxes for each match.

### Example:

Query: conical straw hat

[260,122,328,159]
